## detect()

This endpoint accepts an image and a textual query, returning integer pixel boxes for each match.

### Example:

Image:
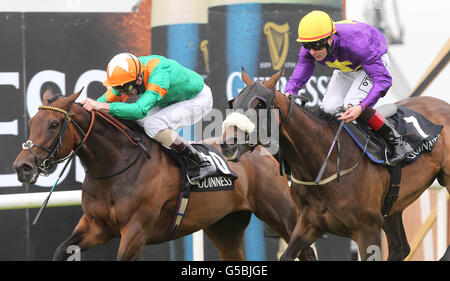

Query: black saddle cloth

[164,143,238,192]
[343,105,443,167]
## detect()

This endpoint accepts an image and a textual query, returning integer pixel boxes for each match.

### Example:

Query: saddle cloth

[165,143,238,192]
[342,105,443,167]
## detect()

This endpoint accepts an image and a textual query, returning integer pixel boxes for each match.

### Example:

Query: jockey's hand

[338,105,363,123]
[283,92,291,98]
[80,98,110,113]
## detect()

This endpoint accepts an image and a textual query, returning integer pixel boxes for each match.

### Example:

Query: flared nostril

[16,163,32,176]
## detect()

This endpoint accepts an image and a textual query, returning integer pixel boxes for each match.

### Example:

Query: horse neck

[278,99,338,179]
[71,107,143,177]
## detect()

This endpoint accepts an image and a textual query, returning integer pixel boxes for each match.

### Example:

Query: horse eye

[49,121,59,129]
[256,101,267,109]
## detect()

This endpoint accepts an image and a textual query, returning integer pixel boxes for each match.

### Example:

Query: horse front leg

[382,211,410,260]
[353,224,382,261]
[279,214,323,261]
[53,215,112,261]
[116,221,147,261]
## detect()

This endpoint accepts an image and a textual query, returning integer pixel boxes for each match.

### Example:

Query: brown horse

[220,69,450,261]
[13,87,317,261]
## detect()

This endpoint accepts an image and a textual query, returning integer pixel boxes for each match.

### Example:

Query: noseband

[21,105,94,176]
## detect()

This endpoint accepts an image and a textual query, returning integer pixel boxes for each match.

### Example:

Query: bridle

[21,104,95,176]
[21,102,151,179]
[230,82,309,155]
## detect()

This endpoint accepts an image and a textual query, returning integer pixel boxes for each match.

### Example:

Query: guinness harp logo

[200,40,210,74]
[264,22,289,70]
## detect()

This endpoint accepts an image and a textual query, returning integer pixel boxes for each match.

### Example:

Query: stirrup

[384,148,396,166]
[186,174,199,185]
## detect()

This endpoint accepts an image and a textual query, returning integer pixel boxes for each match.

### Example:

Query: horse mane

[116,118,147,136]
[283,94,336,124]
[302,104,335,122]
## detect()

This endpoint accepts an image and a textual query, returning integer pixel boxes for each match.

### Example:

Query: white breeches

[319,53,391,115]
[136,84,213,138]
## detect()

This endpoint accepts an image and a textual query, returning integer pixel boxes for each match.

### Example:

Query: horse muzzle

[220,141,253,162]
[13,154,40,184]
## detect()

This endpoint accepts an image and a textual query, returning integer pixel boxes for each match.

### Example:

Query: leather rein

[275,94,367,186]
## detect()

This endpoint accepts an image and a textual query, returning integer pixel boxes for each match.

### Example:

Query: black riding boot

[170,140,216,182]
[377,120,414,164]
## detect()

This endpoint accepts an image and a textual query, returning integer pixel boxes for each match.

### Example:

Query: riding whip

[315,119,345,185]
[32,153,75,225]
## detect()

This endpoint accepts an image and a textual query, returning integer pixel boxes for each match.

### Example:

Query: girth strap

[381,165,402,217]
[290,136,369,186]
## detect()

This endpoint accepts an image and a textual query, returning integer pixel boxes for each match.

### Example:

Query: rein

[277,94,368,186]
[290,137,369,186]
[83,110,151,179]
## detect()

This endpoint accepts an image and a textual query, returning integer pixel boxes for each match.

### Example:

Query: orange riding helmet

[103,53,144,87]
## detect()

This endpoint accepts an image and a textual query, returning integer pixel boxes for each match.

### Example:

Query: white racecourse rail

[0,190,205,260]
[0,190,81,210]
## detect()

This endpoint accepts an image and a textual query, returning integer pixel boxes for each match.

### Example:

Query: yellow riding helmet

[103,53,144,87]
[297,10,336,42]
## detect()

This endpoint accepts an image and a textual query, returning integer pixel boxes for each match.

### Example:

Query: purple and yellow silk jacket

[285,20,392,111]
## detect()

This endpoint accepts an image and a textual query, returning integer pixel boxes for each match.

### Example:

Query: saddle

[343,104,443,167]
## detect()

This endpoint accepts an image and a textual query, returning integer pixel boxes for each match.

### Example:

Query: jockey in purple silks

[285,10,413,164]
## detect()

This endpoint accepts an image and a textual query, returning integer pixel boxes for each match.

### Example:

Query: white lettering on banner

[303,76,329,107]
[226,72,329,107]
[0,120,18,136]
[75,156,85,183]
[0,72,20,135]
[26,69,106,117]
[0,72,20,88]
[0,174,22,187]
[0,72,21,186]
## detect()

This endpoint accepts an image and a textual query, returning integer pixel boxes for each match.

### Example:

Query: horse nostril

[17,163,32,175]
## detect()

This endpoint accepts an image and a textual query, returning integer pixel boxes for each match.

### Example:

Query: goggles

[302,37,329,51]
[113,81,136,93]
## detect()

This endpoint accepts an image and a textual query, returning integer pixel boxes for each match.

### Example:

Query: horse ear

[263,70,283,90]
[43,86,56,105]
[66,87,84,104]
[241,67,253,86]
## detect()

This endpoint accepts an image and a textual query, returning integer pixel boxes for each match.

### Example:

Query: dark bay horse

[220,69,450,261]
[13,87,316,261]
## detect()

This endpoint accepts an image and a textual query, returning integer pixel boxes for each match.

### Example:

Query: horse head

[13,87,84,184]
[221,68,284,161]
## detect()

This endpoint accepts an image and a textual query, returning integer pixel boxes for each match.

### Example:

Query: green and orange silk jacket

[97,55,205,120]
